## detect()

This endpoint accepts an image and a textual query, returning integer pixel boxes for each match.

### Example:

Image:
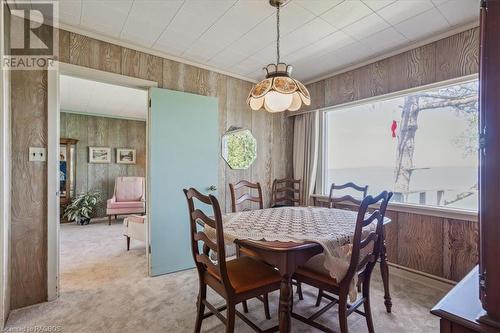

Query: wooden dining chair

[271,178,301,207]
[328,182,368,208]
[269,178,304,300]
[183,188,281,333]
[229,180,278,310]
[312,182,370,303]
[292,191,393,333]
[229,180,263,213]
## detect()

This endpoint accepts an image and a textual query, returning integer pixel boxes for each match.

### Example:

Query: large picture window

[323,79,478,211]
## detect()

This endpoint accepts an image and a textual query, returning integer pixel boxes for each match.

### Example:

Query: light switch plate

[29,147,46,162]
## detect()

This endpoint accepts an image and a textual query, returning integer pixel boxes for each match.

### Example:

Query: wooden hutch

[59,138,78,222]
[432,1,500,332]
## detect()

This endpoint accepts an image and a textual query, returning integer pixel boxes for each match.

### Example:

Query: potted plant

[64,192,101,225]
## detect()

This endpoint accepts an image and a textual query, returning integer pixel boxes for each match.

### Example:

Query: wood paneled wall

[11,69,48,309]
[60,112,146,217]
[302,27,479,112]
[314,198,478,282]
[305,28,480,282]
[10,26,477,310]
[10,28,292,309]
[390,212,478,281]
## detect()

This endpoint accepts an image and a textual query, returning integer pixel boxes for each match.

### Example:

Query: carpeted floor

[6,220,450,332]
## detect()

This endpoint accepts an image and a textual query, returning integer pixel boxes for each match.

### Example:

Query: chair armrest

[107,196,116,205]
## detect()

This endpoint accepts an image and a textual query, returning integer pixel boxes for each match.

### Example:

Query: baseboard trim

[387,262,456,292]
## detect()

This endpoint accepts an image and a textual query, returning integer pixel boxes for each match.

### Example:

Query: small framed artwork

[89,147,111,164]
[116,148,136,164]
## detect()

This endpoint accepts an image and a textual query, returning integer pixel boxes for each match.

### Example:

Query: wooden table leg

[278,274,293,333]
[380,238,392,313]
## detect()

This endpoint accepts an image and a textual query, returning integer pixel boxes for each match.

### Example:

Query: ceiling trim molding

[55,17,478,87]
[56,22,259,84]
[61,109,147,122]
[304,21,480,85]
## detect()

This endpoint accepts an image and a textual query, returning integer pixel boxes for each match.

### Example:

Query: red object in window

[391,120,397,138]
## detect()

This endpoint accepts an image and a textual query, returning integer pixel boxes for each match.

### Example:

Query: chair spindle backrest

[342,191,393,287]
[183,188,233,293]
[271,178,301,207]
[328,182,368,208]
[229,180,264,213]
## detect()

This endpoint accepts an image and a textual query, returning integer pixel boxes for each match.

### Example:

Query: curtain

[293,110,319,206]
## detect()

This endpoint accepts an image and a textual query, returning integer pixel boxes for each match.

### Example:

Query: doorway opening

[58,74,149,294]
[48,63,158,300]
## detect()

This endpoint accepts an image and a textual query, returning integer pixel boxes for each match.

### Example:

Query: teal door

[149,88,218,276]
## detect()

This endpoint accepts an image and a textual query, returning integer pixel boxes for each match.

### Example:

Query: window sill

[310,194,478,222]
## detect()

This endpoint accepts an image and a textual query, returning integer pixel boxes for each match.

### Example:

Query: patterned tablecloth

[205,206,389,300]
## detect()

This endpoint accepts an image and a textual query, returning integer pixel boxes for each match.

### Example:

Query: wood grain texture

[217,75,228,213]
[60,113,146,217]
[128,120,147,178]
[251,107,273,208]
[383,210,399,263]
[436,28,479,82]
[162,60,219,96]
[69,33,91,67]
[406,43,437,88]
[324,71,354,107]
[353,59,390,100]
[224,77,253,211]
[397,212,444,276]
[106,118,128,200]
[87,116,108,216]
[301,80,325,112]
[388,43,436,92]
[58,29,70,63]
[121,48,163,85]
[443,219,478,281]
[309,27,478,111]
[89,39,122,74]
[10,70,48,309]
[271,113,294,185]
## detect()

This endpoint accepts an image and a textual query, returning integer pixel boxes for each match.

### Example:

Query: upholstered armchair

[123,215,146,251]
[106,176,145,225]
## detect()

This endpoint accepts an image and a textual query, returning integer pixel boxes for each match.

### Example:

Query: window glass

[324,79,478,210]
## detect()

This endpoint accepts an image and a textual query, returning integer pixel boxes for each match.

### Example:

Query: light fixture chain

[276,4,280,64]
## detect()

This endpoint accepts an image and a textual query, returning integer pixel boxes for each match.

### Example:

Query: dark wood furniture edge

[432,266,500,333]
[237,239,321,252]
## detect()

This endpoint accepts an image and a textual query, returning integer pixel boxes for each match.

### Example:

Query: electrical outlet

[29,147,46,162]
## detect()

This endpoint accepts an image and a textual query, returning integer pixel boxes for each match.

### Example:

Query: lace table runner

[204,206,387,292]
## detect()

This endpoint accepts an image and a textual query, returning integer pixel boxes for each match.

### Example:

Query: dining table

[214,206,393,333]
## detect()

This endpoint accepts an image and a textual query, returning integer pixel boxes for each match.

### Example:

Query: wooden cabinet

[432,267,500,333]
[478,0,500,327]
[60,138,78,222]
[433,1,500,331]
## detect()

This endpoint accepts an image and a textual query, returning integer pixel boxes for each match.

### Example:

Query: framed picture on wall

[89,147,111,163]
[116,148,136,164]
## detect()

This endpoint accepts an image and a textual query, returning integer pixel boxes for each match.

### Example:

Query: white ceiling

[60,75,148,120]
[53,0,479,82]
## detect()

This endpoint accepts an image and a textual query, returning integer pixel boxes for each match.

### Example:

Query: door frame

[0,6,11,325]
[47,61,157,300]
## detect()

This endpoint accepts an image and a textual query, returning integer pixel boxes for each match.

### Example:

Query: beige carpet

[6,220,450,332]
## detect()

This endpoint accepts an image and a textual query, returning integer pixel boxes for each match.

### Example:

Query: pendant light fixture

[247,0,311,113]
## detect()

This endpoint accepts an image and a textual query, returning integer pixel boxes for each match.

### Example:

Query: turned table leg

[380,235,392,313]
[278,274,293,333]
